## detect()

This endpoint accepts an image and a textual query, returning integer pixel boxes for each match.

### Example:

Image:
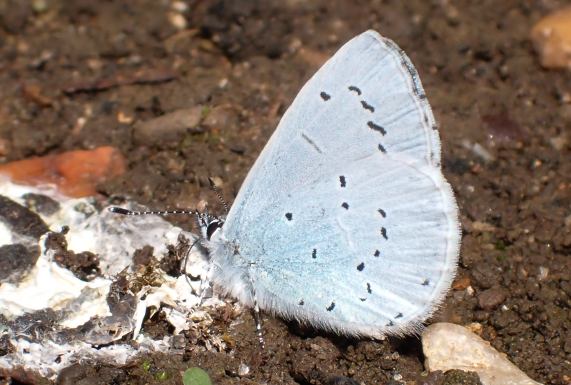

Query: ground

[0,1,569,384]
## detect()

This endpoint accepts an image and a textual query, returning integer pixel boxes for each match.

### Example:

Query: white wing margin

[209,30,460,337]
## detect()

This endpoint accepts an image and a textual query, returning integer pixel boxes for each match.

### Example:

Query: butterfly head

[197,211,224,241]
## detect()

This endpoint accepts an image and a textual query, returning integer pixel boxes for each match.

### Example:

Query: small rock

[202,105,239,131]
[423,323,544,385]
[22,193,60,216]
[0,195,49,239]
[0,244,38,282]
[134,107,203,145]
[442,369,482,385]
[549,134,567,151]
[0,146,126,198]
[530,7,571,69]
[471,221,497,233]
[168,12,187,30]
[237,363,250,377]
[471,263,501,290]
[477,287,507,310]
[452,276,471,291]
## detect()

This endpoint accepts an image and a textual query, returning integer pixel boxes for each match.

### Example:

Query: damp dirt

[0,1,569,384]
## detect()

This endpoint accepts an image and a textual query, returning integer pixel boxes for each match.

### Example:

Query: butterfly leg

[181,237,213,304]
[196,266,212,306]
[247,268,265,349]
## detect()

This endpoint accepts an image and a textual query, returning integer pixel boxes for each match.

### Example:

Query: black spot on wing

[361,100,375,113]
[378,209,386,217]
[320,91,331,101]
[381,227,388,240]
[312,249,317,259]
[298,299,304,306]
[341,202,349,210]
[395,312,403,319]
[339,175,346,187]
[357,262,365,271]
[378,143,386,153]
[374,250,380,257]
[367,283,372,294]
[285,213,293,221]
[368,121,386,136]
[422,279,430,286]
[348,85,361,95]
[326,302,335,311]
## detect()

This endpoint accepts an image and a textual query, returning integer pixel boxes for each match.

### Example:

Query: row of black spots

[285,212,293,221]
[348,85,362,95]
[361,100,375,113]
[312,249,317,259]
[380,227,388,240]
[367,121,386,136]
[320,91,331,101]
[298,300,336,310]
[339,175,346,187]
[367,282,372,294]
[385,313,404,327]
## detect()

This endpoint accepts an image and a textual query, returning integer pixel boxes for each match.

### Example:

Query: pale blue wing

[209,30,459,337]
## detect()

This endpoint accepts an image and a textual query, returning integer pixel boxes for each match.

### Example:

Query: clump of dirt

[0,1,569,384]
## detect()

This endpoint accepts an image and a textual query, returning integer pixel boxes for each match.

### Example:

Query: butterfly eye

[206,220,223,240]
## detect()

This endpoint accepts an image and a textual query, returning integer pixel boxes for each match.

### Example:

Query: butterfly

[113,30,460,339]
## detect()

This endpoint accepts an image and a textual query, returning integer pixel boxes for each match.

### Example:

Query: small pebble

[423,323,544,385]
[168,12,187,30]
[477,287,507,310]
[452,276,471,291]
[530,7,571,69]
[237,363,249,377]
[134,107,203,145]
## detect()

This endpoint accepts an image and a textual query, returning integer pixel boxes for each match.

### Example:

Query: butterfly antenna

[208,177,229,214]
[108,207,198,216]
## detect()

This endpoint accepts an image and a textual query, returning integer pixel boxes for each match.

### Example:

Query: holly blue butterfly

[204,30,460,337]
[113,30,460,338]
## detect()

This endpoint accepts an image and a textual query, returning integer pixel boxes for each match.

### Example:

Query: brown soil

[1,1,569,384]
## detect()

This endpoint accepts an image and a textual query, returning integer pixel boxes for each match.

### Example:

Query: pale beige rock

[134,107,203,144]
[530,7,571,69]
[423,323,543,385]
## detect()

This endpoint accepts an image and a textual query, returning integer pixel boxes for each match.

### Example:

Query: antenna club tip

[108,206,131,215]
